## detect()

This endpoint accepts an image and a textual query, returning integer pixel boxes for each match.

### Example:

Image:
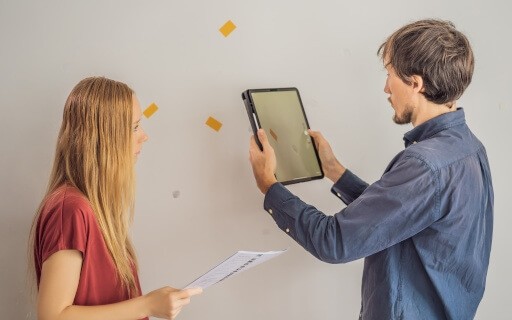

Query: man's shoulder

[402,125,484,170]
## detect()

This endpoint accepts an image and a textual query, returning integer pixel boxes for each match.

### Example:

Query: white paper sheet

[184,249,287,289]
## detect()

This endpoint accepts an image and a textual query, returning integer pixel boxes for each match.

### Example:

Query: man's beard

[392,102,414,125]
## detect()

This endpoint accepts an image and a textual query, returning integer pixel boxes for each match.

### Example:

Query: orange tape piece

[205,116,223,132]
[219,20,236,37]
[143,103,158,118]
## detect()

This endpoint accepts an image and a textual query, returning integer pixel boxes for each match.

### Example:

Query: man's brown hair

[378,19,474,105]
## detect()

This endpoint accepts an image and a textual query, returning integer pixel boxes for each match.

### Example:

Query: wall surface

[1,0,510,319]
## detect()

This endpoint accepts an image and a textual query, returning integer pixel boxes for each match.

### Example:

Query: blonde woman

[29,77,201,320]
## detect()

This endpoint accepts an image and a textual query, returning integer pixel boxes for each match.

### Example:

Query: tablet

[242,88,324,185]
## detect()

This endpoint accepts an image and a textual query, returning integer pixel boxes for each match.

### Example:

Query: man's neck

[412,100,457,127]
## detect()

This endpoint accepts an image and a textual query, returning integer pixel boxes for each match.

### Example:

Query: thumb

[185,287,203,297]
[257,129,271,150]
[307,129,322,140]
[307,129,323,149]
[178,287,203,298]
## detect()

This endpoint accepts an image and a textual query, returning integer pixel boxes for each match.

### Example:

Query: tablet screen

[248,88,323,184]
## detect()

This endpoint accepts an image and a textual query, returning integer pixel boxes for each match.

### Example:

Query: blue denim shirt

[263,109,493,320]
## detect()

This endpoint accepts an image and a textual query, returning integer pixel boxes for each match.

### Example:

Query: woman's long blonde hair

[29,77,139,295]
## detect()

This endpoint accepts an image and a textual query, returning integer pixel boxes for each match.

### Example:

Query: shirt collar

[403,108,466,147]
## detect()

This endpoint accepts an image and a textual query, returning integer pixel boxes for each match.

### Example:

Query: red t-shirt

[35,184,148,319]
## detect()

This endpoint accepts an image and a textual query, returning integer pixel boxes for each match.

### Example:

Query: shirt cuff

[330,169,369,205]
[263,183,300,238]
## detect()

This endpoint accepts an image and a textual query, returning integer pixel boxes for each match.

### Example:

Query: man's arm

[248,129,440,263]
[263,155,440,263]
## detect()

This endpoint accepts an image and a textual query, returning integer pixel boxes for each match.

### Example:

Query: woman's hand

[145,286,203,319]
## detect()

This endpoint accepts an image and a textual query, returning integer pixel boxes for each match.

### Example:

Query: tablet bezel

[242,87,324,185]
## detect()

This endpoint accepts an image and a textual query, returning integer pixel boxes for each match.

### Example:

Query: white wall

[1,0,510,319]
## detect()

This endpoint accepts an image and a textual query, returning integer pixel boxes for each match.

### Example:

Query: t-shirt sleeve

[39,194,89,264]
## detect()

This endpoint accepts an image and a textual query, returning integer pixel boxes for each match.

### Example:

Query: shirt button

[413,141,417,144]
[285,228,290,233]
[336,192,341,198]
[268,209,273,214]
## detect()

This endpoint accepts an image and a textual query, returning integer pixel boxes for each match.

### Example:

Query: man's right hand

[308,130,346,183]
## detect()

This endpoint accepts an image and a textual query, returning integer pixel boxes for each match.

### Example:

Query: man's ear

[410,74,425,93]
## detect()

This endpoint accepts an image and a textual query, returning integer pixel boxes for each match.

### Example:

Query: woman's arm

[38,250,201,320]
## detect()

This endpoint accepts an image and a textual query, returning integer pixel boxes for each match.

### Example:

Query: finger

[307,130,321,149]
[175,288,202,299]
[249,135,258,151]
[249,135,263,156]
[257,129,270,149]
[308,129,324,141]
[184,287,203,297]
[257,129,276,157]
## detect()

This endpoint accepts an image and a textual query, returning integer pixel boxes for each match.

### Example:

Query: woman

[29,77,201,320]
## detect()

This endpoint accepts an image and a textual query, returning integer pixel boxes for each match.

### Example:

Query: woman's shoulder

[40,184,94,222]
[36,184,96,266]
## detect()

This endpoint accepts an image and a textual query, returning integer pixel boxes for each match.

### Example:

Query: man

[249,19,493,320]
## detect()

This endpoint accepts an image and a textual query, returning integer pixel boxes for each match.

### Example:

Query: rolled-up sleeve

[263,155,441,263]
